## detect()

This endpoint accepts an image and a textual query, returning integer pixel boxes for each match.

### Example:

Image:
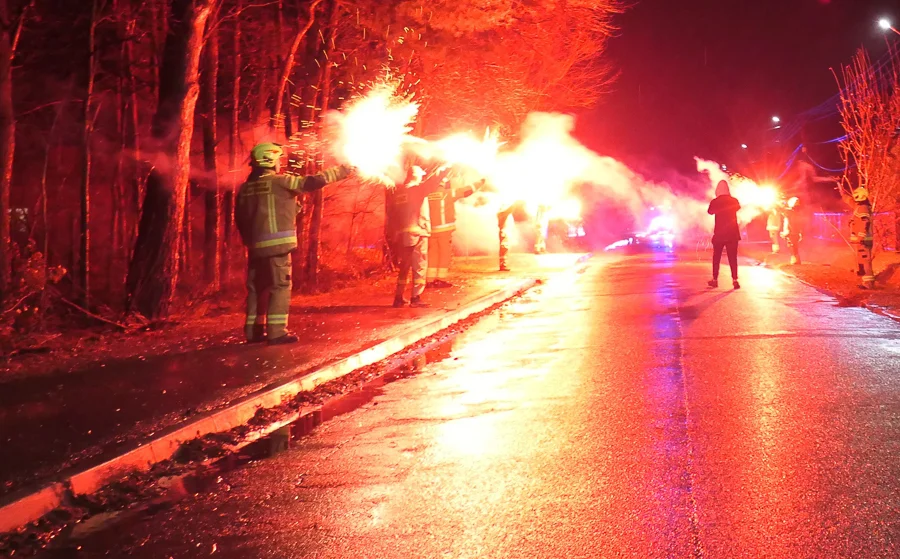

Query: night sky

[584,0,898,178]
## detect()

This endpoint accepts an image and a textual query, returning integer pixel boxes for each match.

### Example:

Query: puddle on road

[30,336,462,558]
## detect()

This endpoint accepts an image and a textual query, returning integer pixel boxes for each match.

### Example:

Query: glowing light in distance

[741,143,748,149]
[771,116,781,124]
[605,239,631,251]
[647,214,675,233]
[878,18,892,30]
[547,198,583,220]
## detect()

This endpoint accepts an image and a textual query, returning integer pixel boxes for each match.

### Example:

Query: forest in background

[0,0,624,332]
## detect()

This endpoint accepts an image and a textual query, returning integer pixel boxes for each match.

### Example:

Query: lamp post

[879,18,900,35]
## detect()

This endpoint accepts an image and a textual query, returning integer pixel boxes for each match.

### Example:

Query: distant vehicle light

[604,239,631,251]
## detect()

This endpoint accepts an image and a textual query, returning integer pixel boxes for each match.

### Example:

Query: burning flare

[696,158,781,224]
[325,84,420,186]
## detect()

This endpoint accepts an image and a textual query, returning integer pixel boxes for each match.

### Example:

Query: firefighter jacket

[781,206,807,238]
[766,209,782,232]
[236,166,349,258]
[849,201,874,245]
[427,177,476,234]
[387,180,436,247]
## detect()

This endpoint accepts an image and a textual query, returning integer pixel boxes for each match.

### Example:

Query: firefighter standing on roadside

[235,143,351,345]
[766,202,783,254]
[534,204,551,254]
[388,161,444,307]
[426,173,479,287]
[781,196,806,265]
[843,187,876,289]
[497,200,526,271]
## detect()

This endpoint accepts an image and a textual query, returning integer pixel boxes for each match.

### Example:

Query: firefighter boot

[733,279,741,290]
[268,333,300,345]
[707,279,718,288]
[393,295,407,308]
[410,296,429,308]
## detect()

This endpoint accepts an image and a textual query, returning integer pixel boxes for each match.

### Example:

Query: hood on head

[715,180,730,197]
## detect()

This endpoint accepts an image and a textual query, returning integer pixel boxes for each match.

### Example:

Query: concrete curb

[0,276,539,535]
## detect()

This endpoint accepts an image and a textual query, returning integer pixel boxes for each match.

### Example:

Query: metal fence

[810,211,897,251]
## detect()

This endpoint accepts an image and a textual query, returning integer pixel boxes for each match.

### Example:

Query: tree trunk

[80,0,99,306]
[271,0,323,135]
[182,189,191,277]
[201,24,220,289]
[303,0,339,293]
[126,0,215,319]
[124,9,143,221]
[111,71,124,290]
[224,0,241,284]
[0,0,16,300]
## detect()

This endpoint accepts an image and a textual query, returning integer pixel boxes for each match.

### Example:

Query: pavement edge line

[0,276,538,535]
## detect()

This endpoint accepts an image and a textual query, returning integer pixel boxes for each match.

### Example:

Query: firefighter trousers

[396,236,428,301]
[427,231,452,282]
[855,241,875,287]
[767,230,781,253]
[534,207,548,254]
[245,253,292,341]
[498,209,512,269]
[786,234,802,264]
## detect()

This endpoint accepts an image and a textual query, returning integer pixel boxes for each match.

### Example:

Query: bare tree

[79,0,100,306]
[126,0,216,319]
[271,0,323,135]
[836,47,900,251]
[0,0,30,301]
[223,0,241,284]
[303,0,338,293]
[201,21,221,288]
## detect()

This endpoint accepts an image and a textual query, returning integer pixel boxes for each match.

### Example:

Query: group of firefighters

[234,142,548,345]
[233,140,879,345]
[764,187,875,289]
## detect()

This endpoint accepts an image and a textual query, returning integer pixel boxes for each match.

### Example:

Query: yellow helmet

[250,143,283,169]
[852,187,869,202]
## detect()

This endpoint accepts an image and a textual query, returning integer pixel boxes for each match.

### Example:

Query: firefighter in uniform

[235,143,350,344]
[766,202,783,254]
[388,163,442,307]
[426,174,478,287]
[780,196,806,265]
[534,204,550,254]
[497,200,526,272]
[845,187,876,289]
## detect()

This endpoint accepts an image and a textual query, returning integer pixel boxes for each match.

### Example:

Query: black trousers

[712,240,738,280]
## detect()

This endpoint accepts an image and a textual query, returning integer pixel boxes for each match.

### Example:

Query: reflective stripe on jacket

[387,177,442,246]
[849,203,874,243]
[428,177,475,233]
[236,166,349,258]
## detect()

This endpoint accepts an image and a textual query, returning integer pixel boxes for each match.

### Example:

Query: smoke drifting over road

[324,84,777,251]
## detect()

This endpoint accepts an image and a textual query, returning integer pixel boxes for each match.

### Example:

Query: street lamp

[771,116,781,124]
[879,17,900,35]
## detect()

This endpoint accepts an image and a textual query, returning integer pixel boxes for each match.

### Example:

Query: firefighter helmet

[786,196,799,210]
[250,143,284,169]
[852,187,869,202]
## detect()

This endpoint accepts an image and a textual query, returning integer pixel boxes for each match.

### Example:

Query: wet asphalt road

[50,252,900,558]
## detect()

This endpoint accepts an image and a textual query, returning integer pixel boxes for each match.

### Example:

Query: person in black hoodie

[707,180,741,289]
